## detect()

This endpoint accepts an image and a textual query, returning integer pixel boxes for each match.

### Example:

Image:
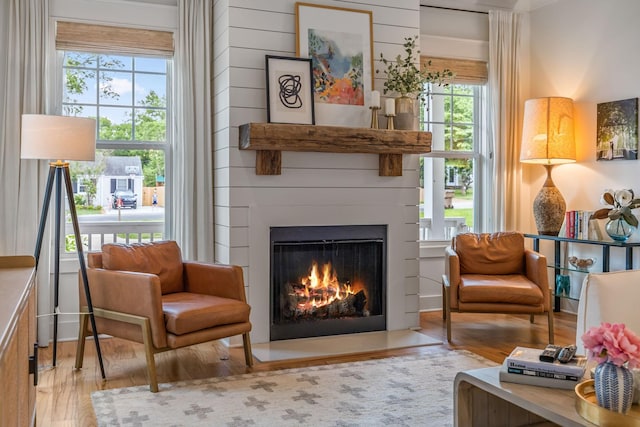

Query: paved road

[77,206,164,222]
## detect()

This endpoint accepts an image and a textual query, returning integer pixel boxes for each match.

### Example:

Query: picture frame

[596,97,638,161]
[265,55,315,125]
[295,2,374,127]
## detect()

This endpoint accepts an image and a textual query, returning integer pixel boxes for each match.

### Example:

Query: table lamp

[520,97,576,236]
[21,114,105,378]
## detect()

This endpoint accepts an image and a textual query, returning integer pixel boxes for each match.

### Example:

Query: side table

[455,366,594,426]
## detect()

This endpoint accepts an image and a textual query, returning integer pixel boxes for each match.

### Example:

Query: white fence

[65,221,165,252]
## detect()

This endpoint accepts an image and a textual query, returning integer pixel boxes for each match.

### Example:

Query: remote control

[539,344,562,362]
[557,345,577,363]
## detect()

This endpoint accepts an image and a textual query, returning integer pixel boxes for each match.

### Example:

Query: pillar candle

[385,98,395,115]
[371,90,380,108]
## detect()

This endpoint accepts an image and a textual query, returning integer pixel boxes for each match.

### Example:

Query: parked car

[112,190,137,209]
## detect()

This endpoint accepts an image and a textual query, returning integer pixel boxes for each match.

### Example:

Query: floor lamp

[21,114,105,379]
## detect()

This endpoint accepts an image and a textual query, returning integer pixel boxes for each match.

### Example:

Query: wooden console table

[239,122,432,176]
[455,367,593,426]
[0,256,37,426]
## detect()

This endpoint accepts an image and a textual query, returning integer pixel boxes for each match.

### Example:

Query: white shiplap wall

[213,0,423,343]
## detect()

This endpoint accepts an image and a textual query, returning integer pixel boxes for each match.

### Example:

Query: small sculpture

[568,256,596,270]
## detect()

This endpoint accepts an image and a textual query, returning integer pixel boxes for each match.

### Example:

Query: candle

[385,98,395,115]
[371,90,380,108]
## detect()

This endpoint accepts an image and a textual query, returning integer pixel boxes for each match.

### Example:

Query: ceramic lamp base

[533,165,566,236]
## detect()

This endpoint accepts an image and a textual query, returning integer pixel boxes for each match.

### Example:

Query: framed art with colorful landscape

[265,55,315,125]
[295,2,373,127]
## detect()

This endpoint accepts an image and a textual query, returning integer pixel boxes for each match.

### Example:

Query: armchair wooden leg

[442,283,452,342]
[138,318,159,393]
[74,312,89,369]
[530,314,535,323]
[242,332,253,367]
[442,284,447,321]
[547,311,555,344]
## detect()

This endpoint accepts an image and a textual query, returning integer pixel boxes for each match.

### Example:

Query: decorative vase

[605,217,635,241]
[394,96,416,130]
[594,361,634,414]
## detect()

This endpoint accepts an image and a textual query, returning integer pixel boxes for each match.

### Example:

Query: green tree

[135,90,166,142]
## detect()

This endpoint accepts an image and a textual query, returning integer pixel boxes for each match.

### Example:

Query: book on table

[498,360,584,390]
[505,346,587,377]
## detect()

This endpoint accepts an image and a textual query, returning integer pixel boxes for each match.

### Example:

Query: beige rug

[92,347,496,426]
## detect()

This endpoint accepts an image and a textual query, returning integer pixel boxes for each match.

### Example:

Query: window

[419,82,487,240]
[60,51,170,251]
[55,21,173,252]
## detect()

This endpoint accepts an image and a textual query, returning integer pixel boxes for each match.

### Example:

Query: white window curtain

[488,10,523,232]
[171,0,214,262]
[0,0,52,345]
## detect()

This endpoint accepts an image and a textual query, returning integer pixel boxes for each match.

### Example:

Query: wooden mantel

[239,122,432,176]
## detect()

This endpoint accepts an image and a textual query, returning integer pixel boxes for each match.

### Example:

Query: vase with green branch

[376,35,453,129]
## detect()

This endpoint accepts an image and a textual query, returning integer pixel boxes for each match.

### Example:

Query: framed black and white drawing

[265,55,315,125]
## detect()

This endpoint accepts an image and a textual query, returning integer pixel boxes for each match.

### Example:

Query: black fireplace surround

[270,225,387,341]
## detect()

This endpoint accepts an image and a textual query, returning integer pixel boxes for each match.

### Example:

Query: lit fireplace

[270,225,386,341]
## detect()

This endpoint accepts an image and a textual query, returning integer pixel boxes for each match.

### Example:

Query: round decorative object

[594,361,635,414]
[394,96,416,130]
[605,217,636,241]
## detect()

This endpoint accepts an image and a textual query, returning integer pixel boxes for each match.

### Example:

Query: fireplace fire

[285,260,368,320]
[270,225,386,341]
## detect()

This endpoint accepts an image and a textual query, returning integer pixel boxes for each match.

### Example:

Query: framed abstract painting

[265,55,315,125]
[295,2,373,127]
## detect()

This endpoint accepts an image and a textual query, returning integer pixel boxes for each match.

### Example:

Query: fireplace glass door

[270,225,386,341]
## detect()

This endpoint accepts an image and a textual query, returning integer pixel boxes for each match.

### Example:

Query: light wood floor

[36,310,577,426]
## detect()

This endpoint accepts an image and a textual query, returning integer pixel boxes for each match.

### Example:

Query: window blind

[56,21,174,56]
[421,56,487,85]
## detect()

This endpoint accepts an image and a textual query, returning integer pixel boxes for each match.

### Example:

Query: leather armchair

[442,231,554,343]
[74,241,252,392]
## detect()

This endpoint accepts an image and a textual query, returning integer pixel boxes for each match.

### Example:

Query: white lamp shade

[520,97,576,165]
[21,114,96,161]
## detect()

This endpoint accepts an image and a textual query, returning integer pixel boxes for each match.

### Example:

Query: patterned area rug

[92,347,496,426]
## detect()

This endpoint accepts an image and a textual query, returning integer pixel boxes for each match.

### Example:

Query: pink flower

[581,322,640,369]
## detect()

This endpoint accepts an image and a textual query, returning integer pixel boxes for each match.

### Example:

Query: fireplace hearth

[270,225,387,341]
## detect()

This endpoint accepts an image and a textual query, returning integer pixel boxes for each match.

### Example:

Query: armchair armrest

[81,268,167,347]
[524,249,551,310]
[444,246,461,310]
[183,261,247,302]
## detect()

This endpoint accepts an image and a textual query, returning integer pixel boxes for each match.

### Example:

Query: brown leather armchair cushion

[453,232,525,275]
[162,292,250,335]
[458,274,543,305]
[102,240,184,294]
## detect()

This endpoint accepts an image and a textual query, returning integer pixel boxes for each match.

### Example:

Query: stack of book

[499,346,588,390]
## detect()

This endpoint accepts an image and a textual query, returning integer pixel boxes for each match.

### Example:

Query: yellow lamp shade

[520,97,576,165]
